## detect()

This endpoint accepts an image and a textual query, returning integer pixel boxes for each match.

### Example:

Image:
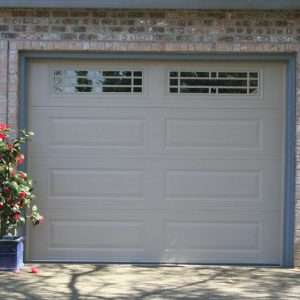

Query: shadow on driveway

[0,264,299,299]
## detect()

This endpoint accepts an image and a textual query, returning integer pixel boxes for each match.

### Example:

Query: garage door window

[169,71,259,95]
[52,69,143,94]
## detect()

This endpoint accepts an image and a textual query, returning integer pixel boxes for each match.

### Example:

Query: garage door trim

[19,52,296,267]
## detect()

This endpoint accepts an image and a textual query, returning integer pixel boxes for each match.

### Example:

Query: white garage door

[27,59,285,264]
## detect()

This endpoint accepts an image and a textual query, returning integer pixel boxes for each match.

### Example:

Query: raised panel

[165,170,260,200]
[165,222,260,250]
[51,118,144,147]
[160,211,281,264]
[160,160,282,211]
[163,109,283,160]
[29,108,149,156]
[50,221,144,249]
[50,169,144,198]
[166,119,261,148]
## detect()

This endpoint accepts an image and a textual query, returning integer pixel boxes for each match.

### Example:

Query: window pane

[53,77,63,84]
[103,71,132,77]
[102,78,132,85]
[52,86,63,93]
[170,79,178,85]
[180,79,247,87]
[134,78,142,85]
[250,80,258,87]
[169,70,259,95]
[134,71,142,76]
[170,87,178,93]
[170,71,178,77]
[180,72,209,78]
[133,87,142,93]
[180,88,209,93]
[52,69,143,94]
[218,72,247,78]
[103,87,132,93]
[249,72,258,78]
[75,86,93,93]
[54,70,63,76]
[218,88,247,94]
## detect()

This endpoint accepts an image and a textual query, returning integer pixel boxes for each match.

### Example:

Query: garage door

[27,59,285,264]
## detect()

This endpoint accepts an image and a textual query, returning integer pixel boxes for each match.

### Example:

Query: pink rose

[3,187,11,194]
[19,173,27,179]
[0,124,8,131]
[0,133,6,141]
[19,191,26,199]
[31,267,39,274]
[17,156,24,164]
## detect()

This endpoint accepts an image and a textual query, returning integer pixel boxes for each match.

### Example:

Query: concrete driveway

[0,264,300,299]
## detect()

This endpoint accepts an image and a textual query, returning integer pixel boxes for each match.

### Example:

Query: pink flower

[7,144,13,150]
[19,173,27,179]
[0,124,8,131]
[3,187,11,194]
[39,215,45,223]
[17,156,24,164]
[31,267,39,274]
[0,202,4,207]
[19,191,26,199]
[11,170,17,176]
[0,133,6,141]
[14,214,20,220]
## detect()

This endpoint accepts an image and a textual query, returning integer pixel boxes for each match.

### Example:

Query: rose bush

[0,124,43,239]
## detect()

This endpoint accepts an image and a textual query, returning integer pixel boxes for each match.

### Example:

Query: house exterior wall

[0,8,299,266]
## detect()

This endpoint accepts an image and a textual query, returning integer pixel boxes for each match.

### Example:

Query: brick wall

[0,9,299,43]
[0,8,299,266]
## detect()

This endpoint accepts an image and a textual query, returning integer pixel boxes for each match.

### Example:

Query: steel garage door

[27,59,285,264]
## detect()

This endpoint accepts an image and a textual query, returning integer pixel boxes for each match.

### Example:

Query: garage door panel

[50,220,144,249]
[29,61,284,110]
[166,118,260,149]
[30,158,282,211]
[160,160,282,211]
[49,117,145,147]
[28,210,281,263]
[162,62,284,110]
[29,108,150,155]
[50,169,144,199]
[164,221,260,251]
[29,159,151,209]
[160,212,281,264]
[164,109,283,160]
[28,210,152,261]
[165,169,260,201]
[29,108,282,160]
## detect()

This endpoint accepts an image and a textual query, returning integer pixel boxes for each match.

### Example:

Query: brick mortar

[1,8,300,266]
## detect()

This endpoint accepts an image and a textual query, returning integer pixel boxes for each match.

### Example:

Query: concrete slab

[0,264,300,299]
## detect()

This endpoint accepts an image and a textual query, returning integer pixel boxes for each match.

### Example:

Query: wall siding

[0,8,299,266]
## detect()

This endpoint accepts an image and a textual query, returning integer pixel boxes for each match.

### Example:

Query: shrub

[0,124,43,239]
